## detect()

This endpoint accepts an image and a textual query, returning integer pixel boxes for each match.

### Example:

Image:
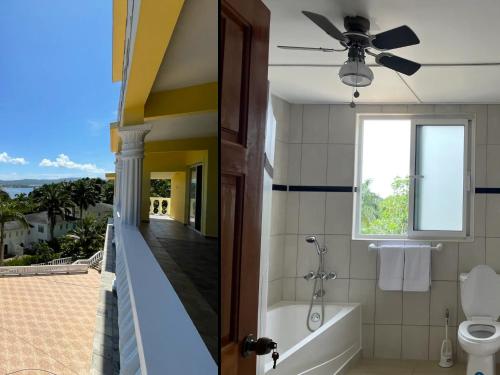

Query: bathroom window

[353,115,474,240]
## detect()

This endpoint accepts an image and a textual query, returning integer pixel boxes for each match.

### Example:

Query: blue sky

[0,0,120,180]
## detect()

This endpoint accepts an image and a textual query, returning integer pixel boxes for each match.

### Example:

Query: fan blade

[302,11,346,42]
[375,53,421,75]
[278,45,339,52]
[371,25,419,50]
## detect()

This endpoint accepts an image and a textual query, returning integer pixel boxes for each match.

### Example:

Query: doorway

[188,164,203,231]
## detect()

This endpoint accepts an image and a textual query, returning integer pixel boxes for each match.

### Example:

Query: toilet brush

[439,308,454,368]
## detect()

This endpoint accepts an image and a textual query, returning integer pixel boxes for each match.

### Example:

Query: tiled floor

[0,270,101,374]
[140,218,218,362]
[346,359,500,374]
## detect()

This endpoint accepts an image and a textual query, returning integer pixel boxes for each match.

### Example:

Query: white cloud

[39,154,105,174]
[0,152,28,165]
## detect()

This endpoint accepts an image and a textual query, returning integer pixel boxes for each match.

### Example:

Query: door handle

[242,334,280,369]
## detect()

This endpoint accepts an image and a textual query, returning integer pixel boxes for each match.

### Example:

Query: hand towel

[403,245,431,292]
[378,245,404,291]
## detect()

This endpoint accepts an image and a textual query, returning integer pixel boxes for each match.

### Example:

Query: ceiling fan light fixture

[339,60,374,87]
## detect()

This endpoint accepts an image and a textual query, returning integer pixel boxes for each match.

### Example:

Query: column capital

[118,124,152,158]
[114,152,123,172]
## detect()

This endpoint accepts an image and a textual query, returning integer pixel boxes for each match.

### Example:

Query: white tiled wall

[266,98,500,362]
[267,95,291,306]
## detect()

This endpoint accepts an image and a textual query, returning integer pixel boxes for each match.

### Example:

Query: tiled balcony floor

[0,270,101,374]
[140,218,218,362]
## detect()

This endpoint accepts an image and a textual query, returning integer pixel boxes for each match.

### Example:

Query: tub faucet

[303,271,317,280]
[321,272,337,280]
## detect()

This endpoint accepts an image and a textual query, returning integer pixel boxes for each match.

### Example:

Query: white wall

[266,99,500,362]
[267,95,291,305]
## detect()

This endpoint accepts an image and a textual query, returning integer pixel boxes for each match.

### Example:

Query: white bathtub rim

[264,301,361,372]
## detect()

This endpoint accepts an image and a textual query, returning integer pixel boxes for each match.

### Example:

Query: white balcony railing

[113,214,216,374]
[73,250,103,266]
[0,263,88,276]
[33,256,73,266]
[149,197,170,216]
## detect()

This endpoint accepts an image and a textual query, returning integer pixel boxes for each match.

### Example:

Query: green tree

[150,179,171,198]
[12,193,36,214]
[33,184,74,240]
[102,181,114,204]
[0,199,31,264]
[361,177,409,235]
[360,179,382,231]
[70,179,100,220]
[0,190,9,202]
[62,216,105,259]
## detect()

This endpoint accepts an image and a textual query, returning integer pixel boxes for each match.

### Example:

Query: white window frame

[353,114,475,241]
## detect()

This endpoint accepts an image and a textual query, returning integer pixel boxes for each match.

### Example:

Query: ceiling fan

[278,11,421,93]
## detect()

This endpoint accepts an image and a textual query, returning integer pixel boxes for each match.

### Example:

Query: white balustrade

[112,214,216,374]
[149,197,171,216]
[73,250,103,266]
[0,264,88,276]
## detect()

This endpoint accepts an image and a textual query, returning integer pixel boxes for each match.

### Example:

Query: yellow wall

[141,137,218,237]
[169,172,186,222]
[121,0,185,125]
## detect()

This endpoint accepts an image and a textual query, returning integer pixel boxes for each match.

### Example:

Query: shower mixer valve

[303,271,337,280]
[303,236,336,332]
[302,236,336,281]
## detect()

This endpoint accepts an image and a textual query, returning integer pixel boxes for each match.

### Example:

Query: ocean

[2,187,34,198]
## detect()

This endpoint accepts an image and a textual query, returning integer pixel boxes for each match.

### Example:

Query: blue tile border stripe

[475,187,500,194]
[289,185,353,192]
[272,184,288,191]
[271,185,500,194]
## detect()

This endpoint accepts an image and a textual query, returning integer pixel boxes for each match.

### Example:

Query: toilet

[458,265,500,375]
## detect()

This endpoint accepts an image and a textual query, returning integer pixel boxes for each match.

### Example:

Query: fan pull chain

[350,59,361,108]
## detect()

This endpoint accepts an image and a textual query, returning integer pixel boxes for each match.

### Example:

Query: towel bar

[368,243,443,251]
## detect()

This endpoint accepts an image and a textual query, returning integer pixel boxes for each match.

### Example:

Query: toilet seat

[459,320,500,344]
[458,266,500,375]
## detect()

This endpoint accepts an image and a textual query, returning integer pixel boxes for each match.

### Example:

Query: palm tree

[0,199,30,264]
[71,179,100,220]
[33,184,74,240]
[64,216,105,259]
[0,189,10,202]
[12,193,35,214]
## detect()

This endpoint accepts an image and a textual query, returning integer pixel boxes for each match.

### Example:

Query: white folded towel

[378,245,404,291]
[403,245,431,292]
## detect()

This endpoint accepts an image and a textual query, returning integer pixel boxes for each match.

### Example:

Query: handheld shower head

[305,236,322,255]
[305,236,317,243]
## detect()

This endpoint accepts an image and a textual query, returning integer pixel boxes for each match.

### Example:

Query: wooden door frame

[220,0,271,373]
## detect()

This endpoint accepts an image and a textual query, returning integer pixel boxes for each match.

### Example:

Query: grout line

[0,320,83,375]
[32,275,100,290]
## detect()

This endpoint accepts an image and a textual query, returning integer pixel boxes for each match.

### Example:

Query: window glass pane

[414,125,464,231]
[359,119,411,235]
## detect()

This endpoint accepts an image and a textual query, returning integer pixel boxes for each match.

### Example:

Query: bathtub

[264,301,361,375]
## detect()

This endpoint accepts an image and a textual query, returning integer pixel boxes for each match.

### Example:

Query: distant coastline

[0,178,78,189]
[3,187,34,198]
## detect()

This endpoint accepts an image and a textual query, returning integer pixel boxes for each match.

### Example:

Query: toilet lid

[461,265,500,320]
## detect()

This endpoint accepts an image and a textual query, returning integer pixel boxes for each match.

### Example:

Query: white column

[118,124,152,226]
[114,152,122,215]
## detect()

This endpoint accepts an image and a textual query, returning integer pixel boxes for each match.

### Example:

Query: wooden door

[220,0,270,374]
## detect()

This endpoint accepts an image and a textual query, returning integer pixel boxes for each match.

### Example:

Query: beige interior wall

[169,171,186,223]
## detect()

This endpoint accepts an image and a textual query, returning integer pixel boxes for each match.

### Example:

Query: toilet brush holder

[439,309,454,368]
